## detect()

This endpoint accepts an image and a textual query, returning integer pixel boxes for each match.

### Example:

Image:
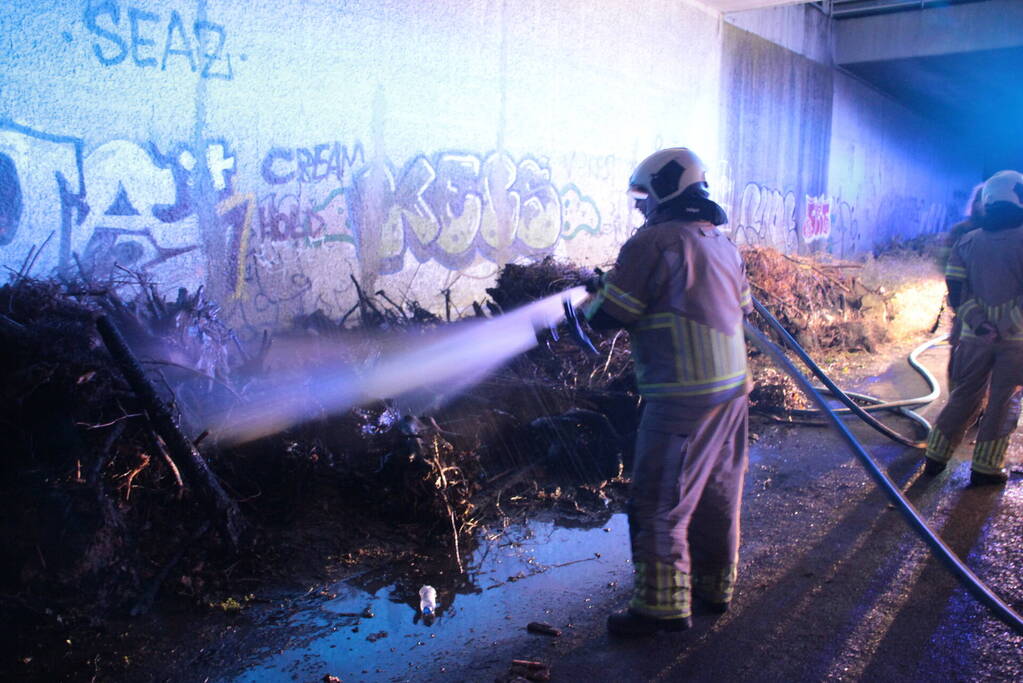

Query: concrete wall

[0,0,723,338]
[721,3,980,257]
[725,2,832,64]
[0,1,978,337]
[721,23,833,254]
[827,70,977,257]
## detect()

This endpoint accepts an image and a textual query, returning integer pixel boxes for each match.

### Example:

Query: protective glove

[584,268,605,294]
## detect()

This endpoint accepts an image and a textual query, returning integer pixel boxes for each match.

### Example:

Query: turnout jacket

[946,224,1023,341]
[585,218,753,408]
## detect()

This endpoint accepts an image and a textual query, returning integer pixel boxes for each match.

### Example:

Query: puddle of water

[227,513,631,682]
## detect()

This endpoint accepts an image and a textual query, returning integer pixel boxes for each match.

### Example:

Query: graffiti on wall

[731,182,798,253]
[80,1,236,80]
[803,195,831,243]
[261,143,364,186]
[829,198,860,257]
[0,154,23,246]
[827,191,950,256]
[258,191,340,243]
[556,150,638,245]
[730,181,951,256]
[0,121,604,323]
[0,120,250,296]
[0,122,86,275]
[344,151,602,273]
[226,148,605,331]
[76,137,247,295]
[248,148,604,276]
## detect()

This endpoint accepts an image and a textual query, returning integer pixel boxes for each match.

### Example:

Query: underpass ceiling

[841,45,1023,149]
[715,0,1020,173]
[698,0,807,12]
[832,0,1022,172]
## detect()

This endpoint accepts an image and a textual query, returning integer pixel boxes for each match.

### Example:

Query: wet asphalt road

[402,342,1023,682]
[195,340,1023,682]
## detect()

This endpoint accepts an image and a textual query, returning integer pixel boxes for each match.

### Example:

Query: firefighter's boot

[606,609,691,637]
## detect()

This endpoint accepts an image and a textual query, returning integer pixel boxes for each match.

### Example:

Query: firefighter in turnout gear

[924,169,1023,486]
[584,148,753,636]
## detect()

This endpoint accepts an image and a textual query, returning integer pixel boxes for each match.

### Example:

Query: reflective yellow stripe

[630,560,691,618]
[693,565,738,603]
[604,282,645,315]
[671,317,686,385]
[925,427,955,462]
[642,372,748,388]
[641,376,748,397]
[633,313,748,399]
[1010,305,1023,330]
[955,295,1023,339]
[636,316,748,383]
[945,264,967,280]
[959,299,980,317]
[973,437,1009,472]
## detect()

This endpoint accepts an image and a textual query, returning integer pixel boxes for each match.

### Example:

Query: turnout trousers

[627,394,749,619]
[926,338,1023,474]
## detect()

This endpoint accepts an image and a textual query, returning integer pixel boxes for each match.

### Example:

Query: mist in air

[210,287,590,445]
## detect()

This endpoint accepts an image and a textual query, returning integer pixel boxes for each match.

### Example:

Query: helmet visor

[627,187,650,201]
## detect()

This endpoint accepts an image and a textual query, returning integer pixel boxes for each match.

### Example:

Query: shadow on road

[859,468,1007,680]
[540,443,1012,682]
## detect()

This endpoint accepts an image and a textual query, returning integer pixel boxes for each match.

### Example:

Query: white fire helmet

[981,170,1023,209]
[628,148,708,206]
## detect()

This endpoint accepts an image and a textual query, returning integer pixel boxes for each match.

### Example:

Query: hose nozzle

[563,298,598,355]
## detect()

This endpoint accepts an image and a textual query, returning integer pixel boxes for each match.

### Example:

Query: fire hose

[745,296,1023,635]
[563,292,1023,632]
[752,297,938,449]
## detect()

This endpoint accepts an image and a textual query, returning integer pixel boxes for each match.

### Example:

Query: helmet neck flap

[646,186,729,227]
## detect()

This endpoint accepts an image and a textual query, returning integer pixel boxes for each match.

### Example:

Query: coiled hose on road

[747,297,1023,635]
[781,332,945,446]
[754,297,941,448]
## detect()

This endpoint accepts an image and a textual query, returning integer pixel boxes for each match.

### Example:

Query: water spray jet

[212,287,589,445]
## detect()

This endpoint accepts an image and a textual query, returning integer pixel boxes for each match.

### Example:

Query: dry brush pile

[742,245,906,413]
[0,244,931,679]
[0,260,625,655]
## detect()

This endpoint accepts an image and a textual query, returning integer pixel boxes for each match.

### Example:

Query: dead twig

[591,328,625,383]
[442,288,452,322]
[374,290,409,320]
[526,622,562,637]
[13,245,36,283]
[12,231,53,287]
[552,554,600,568]
[117,454,151,501]
[350,275,383,323]
[97,315,248,550]
[143,429,185,492]
[780,253,853,293]
[89,420,126,486]
[431,437,464,574]
[76,413,144,430]
[140,359,245,401]
[749,282,792,306]
[931,298,946,334]
[339,302,360,326]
